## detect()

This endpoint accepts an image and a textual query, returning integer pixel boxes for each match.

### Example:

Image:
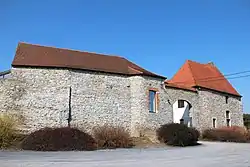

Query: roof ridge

[18,42,122,58]
[187,59,207,65]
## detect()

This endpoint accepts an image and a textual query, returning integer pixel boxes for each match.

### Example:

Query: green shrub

[93,125,133,149]
[0,113,21,149]
[202,126,248,143]
[157,123,200,147]
[21,127,97,151]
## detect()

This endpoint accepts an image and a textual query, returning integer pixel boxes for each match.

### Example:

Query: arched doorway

[173,99,192,127]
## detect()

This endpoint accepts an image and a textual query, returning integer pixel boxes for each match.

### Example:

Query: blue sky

[1,0,249,112]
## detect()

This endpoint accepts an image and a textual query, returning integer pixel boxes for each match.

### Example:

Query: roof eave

[133,73,167,79]
[193,86,242,98]
[11,65,167,79]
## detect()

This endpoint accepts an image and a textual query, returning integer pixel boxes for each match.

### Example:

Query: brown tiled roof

[12,42,166,79]
[166,60,241,97]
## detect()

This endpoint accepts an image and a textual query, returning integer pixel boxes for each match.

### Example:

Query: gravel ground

[1,141,250,167]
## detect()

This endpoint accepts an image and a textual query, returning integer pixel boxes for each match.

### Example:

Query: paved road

[1,142,250,167]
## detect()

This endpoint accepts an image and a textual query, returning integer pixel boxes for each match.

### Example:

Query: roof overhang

[194,86,242,98]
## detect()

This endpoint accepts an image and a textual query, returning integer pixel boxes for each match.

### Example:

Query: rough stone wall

[1,68,133,133]
[162,87,243,132]
[0,68,173,136]
[0,78,25,113]
[128,76,175,138]
[129,76,144,136]
[140,77,172,130]
[163,87,200,128]
[70,70,132,133]
[2,68,71,132]
[129,78,201,137]
[0,67,244,135]
[197,89,243,131]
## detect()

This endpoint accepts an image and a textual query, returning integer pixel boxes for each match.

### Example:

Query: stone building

[0,42,243,136]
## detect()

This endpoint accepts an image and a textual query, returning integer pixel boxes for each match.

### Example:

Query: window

[226,111,230,119]
[149,90,157,113]
[212,118,216,128]
[180,119,184,124]
[178,100,184,108]
[226,119,231,127]
[225,96,229,104]
[226,111,230,127]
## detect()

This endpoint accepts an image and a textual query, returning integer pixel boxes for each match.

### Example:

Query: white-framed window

[212,118,217,128]
[149,90,157,113]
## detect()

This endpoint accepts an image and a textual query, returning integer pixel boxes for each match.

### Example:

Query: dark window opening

[178,100,185,108]
[225,96,229,104]
[180,119,184,124]
[213,118,216,128]
[226,111,230,119]
[226,119,231,127]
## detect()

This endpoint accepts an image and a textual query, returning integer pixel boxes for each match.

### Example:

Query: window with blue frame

[149,90,157,113]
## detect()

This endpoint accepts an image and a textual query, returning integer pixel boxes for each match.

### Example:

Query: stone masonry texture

[0,67,244,136]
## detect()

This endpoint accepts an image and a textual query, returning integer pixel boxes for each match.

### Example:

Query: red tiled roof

[12,42,166,79]
[166,60,241,96]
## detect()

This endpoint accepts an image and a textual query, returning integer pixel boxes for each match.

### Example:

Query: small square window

[212,118,216,128]
[178,100,184,108]
[149,90,157,113]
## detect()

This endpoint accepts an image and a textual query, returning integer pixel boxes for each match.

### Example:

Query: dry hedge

[202,126,249,143]
[93,125,133,149]
[0,113,21,149]
[21,127,97,151]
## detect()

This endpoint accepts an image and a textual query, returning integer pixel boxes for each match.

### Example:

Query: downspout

[67,69,72,127]
[67,86,72,127]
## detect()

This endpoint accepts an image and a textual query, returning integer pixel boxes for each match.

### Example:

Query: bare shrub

[0,113,21,149]
[93,125,133,149]
[202,126,249,143]
[21,127,97,151]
